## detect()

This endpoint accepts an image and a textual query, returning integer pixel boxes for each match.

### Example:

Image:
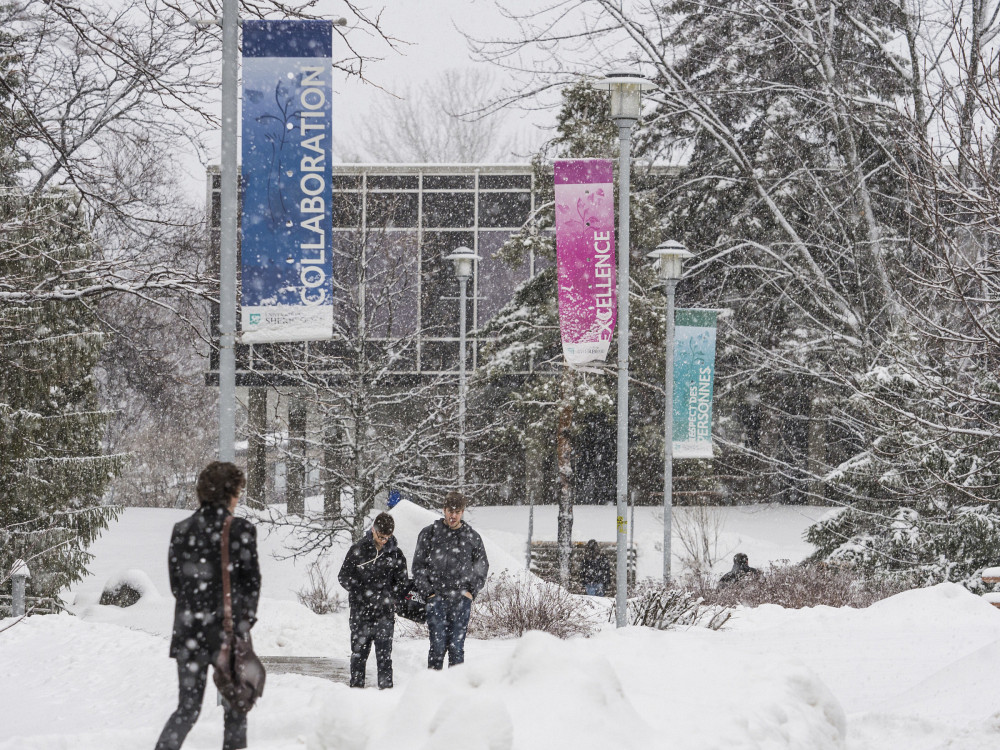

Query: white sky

[178,0,552,189]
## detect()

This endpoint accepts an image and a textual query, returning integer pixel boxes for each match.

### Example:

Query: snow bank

[100,568,161,602]
[0,615,846,750]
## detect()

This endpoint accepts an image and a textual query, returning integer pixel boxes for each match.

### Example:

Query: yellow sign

[617,515,627,534]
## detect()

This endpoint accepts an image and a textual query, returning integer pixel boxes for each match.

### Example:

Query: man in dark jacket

[338,512,408,688]
[412,491,489,670]
[156,462,261,750]
[718,552,762,587]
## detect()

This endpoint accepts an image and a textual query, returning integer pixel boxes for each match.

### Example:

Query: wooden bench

[529,541,636,595]
[982,567,1000,608]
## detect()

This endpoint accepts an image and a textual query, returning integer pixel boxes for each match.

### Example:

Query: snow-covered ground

[2,501,999,749]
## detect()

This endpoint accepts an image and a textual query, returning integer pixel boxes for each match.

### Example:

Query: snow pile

[7,507,1000,749]
[362,629,845,750]
[100,568,161,602]
[0,614,846,750]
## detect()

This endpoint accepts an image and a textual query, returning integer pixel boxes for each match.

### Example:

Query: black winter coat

[580,552,611,587]
[338,532,408,625]
[167,506,261,659]
[412,519,489,599]
[718,560,761,587]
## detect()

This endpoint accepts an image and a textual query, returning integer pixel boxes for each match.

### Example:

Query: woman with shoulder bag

[155,462,261,750]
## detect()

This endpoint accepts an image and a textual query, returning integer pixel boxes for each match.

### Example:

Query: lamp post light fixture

[445,246,480,489]
[647,240,693,584]
[593,70,655,627]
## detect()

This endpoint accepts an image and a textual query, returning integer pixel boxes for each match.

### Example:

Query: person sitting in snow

[412,491,489,670]
[580,539,612,596]
[155,461,260,750]
[718,552,761,587]
[338,512,408,689]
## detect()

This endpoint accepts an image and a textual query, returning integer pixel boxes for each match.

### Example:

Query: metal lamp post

[594,71,654,627]
[647,240,693,584]
[216,0,239,463]
[445,246,480,489]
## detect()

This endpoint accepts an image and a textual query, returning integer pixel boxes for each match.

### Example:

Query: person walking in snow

[412,491,489,670]
[580,539,611,596]
[338,512,408,689]
[718,552,761,587]
[155,462,261,750]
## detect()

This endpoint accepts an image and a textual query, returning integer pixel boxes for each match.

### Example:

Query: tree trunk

[287,396,307,515]
[246,388,267,509]
[322,418,342,523]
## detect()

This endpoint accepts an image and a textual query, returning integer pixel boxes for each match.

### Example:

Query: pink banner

[554,159,617,366]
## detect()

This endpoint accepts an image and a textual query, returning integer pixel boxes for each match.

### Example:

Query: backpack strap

[221,514,233,636]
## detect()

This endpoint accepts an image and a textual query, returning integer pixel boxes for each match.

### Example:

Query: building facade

[207,163,544,384]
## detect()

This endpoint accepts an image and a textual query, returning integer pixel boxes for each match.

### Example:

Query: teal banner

[673,309,717,458]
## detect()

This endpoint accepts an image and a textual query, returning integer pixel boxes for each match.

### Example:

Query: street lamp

[593,70,654,626]
[445,246,480,489]
[647,240,693,584]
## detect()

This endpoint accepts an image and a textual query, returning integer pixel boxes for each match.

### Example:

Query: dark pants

[155,656,247,750]
[350,616,394,688]
[426,593,472,670]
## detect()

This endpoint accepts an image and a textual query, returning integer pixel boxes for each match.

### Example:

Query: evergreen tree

[0,23,121,599]
[645,0,917,505]
[475,80,708,540]
[0,194,124,599]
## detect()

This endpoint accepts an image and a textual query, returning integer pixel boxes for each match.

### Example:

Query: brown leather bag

[212,515,266,712]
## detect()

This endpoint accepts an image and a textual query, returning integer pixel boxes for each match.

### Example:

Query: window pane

[331,175,361,189]
[252,343,306,370]
[366,231,419,337]
[424,175,474,190]
[477,231,530,325]
[331,232,361,334]
[308,339,351,363]
[479,174,531,190]
[421,340,460,372]
[369,175,419,189]
[421,232,473,336]
[332,193,362,228]
[367,192,418,228]
[423,192,474,227]
[479,191,531,228]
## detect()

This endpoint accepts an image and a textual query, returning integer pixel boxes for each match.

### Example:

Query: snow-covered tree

[349,68,520,163]
[475,80,673,585]
[250,208,466,550]
[473,0,1000,587]
[0,193,126,598]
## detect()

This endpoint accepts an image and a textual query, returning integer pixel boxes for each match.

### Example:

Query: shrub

[296,560,345,615]
[621,581,731,630]
[694,562,908,609]
[469,572,597,639]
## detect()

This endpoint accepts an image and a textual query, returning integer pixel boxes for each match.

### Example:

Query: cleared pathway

[259,655,350,683]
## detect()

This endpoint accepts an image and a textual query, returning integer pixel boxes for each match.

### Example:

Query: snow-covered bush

[698,562,907,609]
[806,501,1000,591]
[295,561,345,615]
[99,569,159,607]
[624,581,730,630]
[468,572,596,639]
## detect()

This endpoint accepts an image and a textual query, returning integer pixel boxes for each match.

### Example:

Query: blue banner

[241,20,333,342]
[673,309,717,458]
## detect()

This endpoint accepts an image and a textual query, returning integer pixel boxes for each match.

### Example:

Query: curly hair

[373,512,394,536]
[196,461,246,509]
[443,490,468,512]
